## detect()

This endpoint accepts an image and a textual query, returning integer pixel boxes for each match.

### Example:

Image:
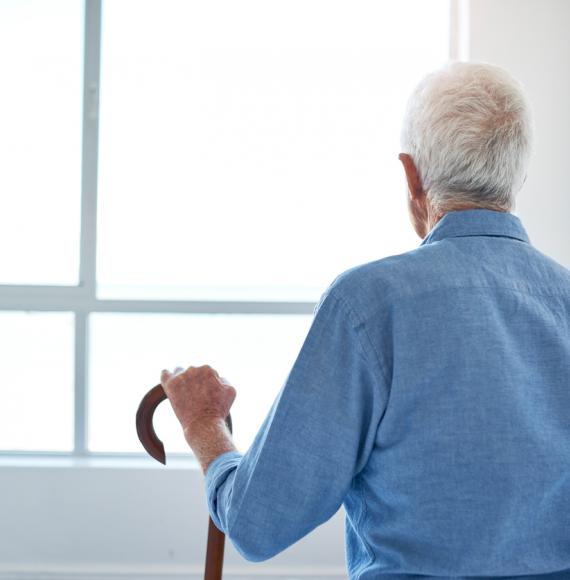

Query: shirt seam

[390,282,570,304]
[361,283,570,321]
[356,284,570,336]
[427,232,529,244]
[328,287,391,390]
[328,289,395,478]
[355,473,375,576]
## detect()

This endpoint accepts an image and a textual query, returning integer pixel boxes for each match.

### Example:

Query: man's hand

[160,364,236,432]
[160,364,238,473]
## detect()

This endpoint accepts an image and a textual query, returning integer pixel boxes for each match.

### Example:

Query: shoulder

[530,246,570,282]
[320,243,445,319]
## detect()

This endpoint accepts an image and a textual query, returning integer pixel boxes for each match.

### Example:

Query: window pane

[0,1,83,285]
[97,0,449,302]
[0,311,74,451]
[88,313,312,453]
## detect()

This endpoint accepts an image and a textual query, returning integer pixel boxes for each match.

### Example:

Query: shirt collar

[420,209,531,246]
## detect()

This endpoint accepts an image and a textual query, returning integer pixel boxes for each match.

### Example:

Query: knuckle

[201,364,218,377]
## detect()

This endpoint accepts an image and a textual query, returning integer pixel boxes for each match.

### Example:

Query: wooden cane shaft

[204,518,226,580]
[136,382,233,580]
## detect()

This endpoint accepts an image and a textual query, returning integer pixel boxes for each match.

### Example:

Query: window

[0,0,451,458]
[0,0,83,286]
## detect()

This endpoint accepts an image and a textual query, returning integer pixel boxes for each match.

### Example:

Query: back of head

[400,61,534,215]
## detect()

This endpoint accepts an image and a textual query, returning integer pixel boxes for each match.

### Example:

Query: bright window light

[0,0,83,286]
[0,0,450,456]
[0,311,74,451]
[88,312,312,452]
[97,0,450,302]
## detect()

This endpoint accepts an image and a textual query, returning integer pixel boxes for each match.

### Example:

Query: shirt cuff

[204,450,243,533]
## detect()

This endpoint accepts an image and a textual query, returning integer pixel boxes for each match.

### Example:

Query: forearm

[184,417,238,474]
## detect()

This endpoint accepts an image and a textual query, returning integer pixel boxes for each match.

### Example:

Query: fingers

[160,366,189,379]
[199,364,219,377]
[160,365,225,383]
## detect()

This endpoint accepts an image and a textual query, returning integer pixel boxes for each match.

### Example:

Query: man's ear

[398,153,425,201]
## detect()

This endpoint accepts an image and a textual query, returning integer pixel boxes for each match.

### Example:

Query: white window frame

[0,0,459,459]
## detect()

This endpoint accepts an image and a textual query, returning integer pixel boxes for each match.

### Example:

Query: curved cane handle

[136,383,233,464]
[136,383,168,464]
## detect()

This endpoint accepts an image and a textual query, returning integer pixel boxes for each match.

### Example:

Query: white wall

[468,0,570,268]
[2,1,569,578]
[0,458,346,579]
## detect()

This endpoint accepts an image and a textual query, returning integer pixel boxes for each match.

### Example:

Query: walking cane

[136,383,233,580]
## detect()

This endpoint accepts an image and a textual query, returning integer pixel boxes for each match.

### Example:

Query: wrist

[182,416,237,474]
[183,416,227,439]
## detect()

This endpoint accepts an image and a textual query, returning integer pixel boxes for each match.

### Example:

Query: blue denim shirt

[205,209,570,579]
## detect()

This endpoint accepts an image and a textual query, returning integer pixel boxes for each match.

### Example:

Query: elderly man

[161,62,570,579]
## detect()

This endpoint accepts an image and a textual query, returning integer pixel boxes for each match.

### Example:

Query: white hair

[400,61,534,214]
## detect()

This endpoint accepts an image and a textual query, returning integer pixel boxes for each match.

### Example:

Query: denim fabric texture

[205,209,570,579]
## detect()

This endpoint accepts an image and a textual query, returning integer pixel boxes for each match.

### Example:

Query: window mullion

[74,310,89,455]
[79,0,102,298]
[76,0,102,456]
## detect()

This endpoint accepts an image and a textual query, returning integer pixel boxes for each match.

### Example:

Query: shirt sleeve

[204,286,390,562]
